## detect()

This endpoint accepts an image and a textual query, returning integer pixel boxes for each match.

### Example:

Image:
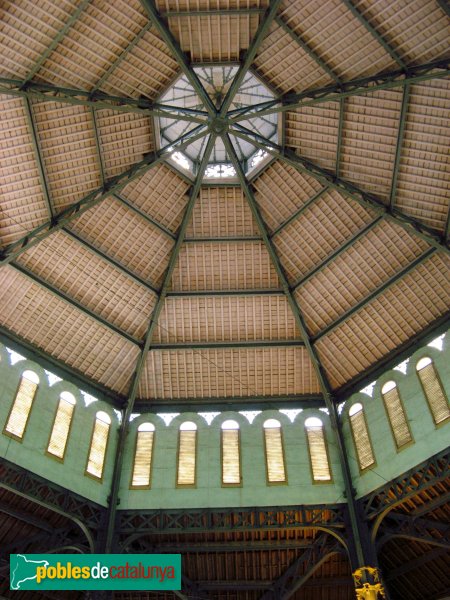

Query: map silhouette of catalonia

[10,555,49,590]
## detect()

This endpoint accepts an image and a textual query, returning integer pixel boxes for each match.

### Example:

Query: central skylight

[157,66,278,179]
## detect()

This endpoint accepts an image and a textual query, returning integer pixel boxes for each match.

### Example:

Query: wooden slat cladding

[417,361,450,426]
[296,221,428,335]
[351,0,450,65]
[221,429,241,485]
[253,161,323,233]
[47,394,75,459]
[86,414,110,479]
[264,426,286,483]
[278,0,397,80]
[339,89,402,200]
[121,165,190,234]
[382,384,412,450]
[166,14,260,62]
[177,429,197,486]
[170,242,280,291]
[131,429,154,488]
[138,346,320,399]
[36,0,148,90]
[273,190,373,283]
[395,79,450,232]
[4,375,38,440]
[69,197,174,287]
[285,103,340,172]
[0,267,140,395]
[254,22,333,94]
[316,254,450,389]
[0,0,76,79]
[155,296,301,343]
[95,110,153,179]
[350,406,375,471]
[17,230,156,340]
[306,424,331,481]
[187,187,259,238]
[0,96,49,246]
[100,28,179,100]
[31,100,101,213]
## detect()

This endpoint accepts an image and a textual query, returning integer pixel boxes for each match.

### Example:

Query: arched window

[221,420,241,486]
[177,421,197,486]
[416,357,450,425]
[305,417,332,482]
[349,403,375,471]
[4,370,39,440]
[86,411,111,480]
[263,419,286,484]
[47,391,76,460]
[131,423,155,488]
[381,381,412,450]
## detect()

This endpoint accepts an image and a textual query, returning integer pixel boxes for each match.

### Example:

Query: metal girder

[437,0,450,17]
[271,187,329,237]
[138,539,317,553]
[219,0,283,117]
[0,77,207,122]
[260,534,344,600]
[9,262,141,346]
[340,0,406,69]
[150,339,305,350]
[274,17,341,84]
[117,504,345,538]
[162,8,266,16]
[231,127,450,253]
[1,526,88,556]
[0,124,207,266]
[389,85,410,210]
[62,228,159,295]
[229,58,450,120]
[92,22,153,92]
[184,236,262,242]
[113,193,176,240]
[21,0,92,85]
[140,0,216,116]
[23,98,53,219]
[291,217,384,289]
[313,248,436,341]
[0,456,103,552]
[133,394,325,413]
[212,134,372,570]
[166,289,285,297]
[378,514,450,550]
[0,327,124,408]
[0,500,55,533]
[362,448,449,541]
[102,135,217,553]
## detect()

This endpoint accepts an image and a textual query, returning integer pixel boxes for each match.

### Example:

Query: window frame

[84,412,111,482]
[381,381,414,452]
[220,426,242,488]
[130,424,155,490]
[304,419,333,485]
[3,372,39,442]
[176,425,198,488]
[262,422,288,486]
[45,392,76,462]
[348,403,376,473]
[416,357,450,427]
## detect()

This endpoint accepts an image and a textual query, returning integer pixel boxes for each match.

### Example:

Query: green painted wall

[341,333,450,499]
[0,345,117,506]
[0,331,448,510]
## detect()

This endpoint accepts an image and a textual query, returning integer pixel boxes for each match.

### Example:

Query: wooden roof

[0,0,449,411]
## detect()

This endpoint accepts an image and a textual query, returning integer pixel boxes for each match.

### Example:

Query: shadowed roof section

[0,0,448,407]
